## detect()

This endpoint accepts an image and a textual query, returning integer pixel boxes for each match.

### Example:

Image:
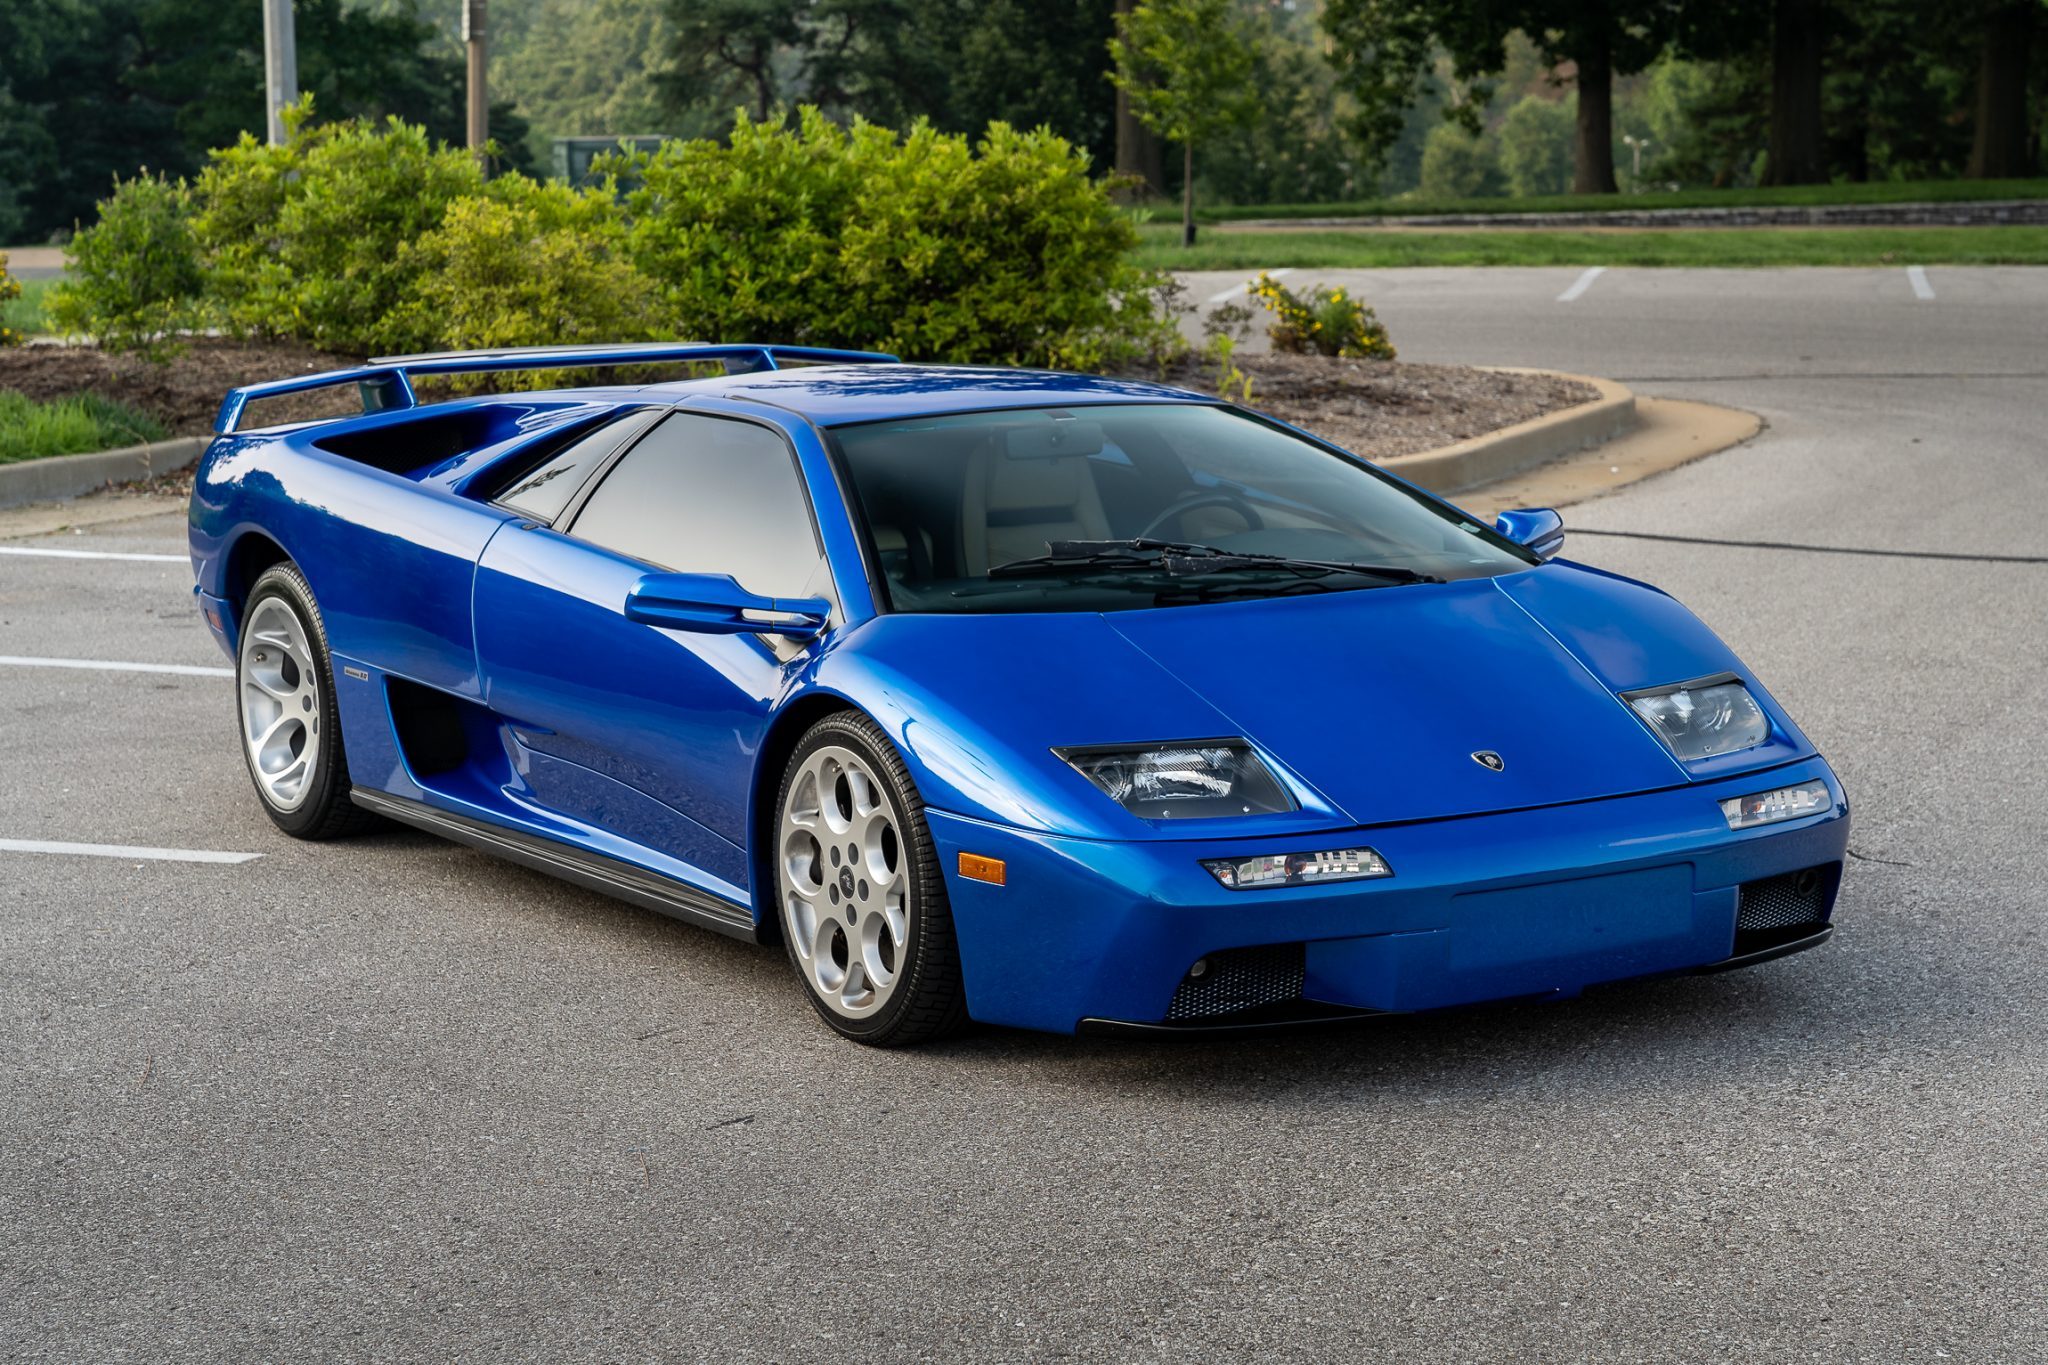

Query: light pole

[1622,135,1652,191]
[464,0,489,166]
[262,0,298,145]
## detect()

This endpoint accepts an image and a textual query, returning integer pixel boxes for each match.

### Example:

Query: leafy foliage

[192,104,488,354]
[0,255,22,348]
[390,180,657,356]
[44,173,206,356]
[1497,95,1576,197]
[608,108,1172,368]
[1420,123,1502,199]
[1249,272,1397,360]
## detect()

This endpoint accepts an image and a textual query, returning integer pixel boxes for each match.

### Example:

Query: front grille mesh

[1167,944,1306,1022]
[1737,868,1829,934]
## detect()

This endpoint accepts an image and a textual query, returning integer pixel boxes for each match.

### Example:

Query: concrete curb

[1382,370,1636,495]
[0,436,209,510]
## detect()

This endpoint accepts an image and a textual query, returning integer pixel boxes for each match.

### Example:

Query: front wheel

[235,563,376,840]
[774,712,967,1046]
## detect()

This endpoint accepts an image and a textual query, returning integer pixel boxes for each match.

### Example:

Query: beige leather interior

[959,444,1111,573]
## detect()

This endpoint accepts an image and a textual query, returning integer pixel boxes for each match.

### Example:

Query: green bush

[609,108,1173,370]
[1249,272,1395,360]
[44,174,206,355]
[0,390,168,463]
[0,254,21,347]
[388,178,657,363]
[194,105,486,354]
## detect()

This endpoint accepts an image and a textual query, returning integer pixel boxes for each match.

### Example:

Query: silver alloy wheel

[779,744,910,1019]
[238,595,322,813]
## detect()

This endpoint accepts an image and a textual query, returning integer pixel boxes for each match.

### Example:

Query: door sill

[352,788,758,942]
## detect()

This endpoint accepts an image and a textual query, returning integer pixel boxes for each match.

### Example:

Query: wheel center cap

[839,868,856,897]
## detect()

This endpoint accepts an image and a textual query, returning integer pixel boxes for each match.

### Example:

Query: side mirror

[624,572,831,640]
[1493,507,1565,561]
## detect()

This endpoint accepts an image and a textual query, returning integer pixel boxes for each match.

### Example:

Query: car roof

[646,364,1214,426]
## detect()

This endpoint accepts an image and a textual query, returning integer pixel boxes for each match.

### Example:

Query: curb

[1382,370,1636,495]
[0,436,209,510]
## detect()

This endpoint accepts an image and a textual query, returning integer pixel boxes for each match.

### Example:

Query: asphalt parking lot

[4,267,2044,1362]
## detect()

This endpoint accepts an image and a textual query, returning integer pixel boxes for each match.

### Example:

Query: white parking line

[1907,265,1935,300]
[0,546,186,563]
[1556,267,1606,302]
[0,838,261,865]
[0,655,231,678]
[1206,268,1292,306]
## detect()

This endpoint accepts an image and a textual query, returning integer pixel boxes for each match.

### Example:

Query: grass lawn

[3,277,54,335]
[1133,224,2048,270]
[0,389,167,463]
[1201,177,2048,222]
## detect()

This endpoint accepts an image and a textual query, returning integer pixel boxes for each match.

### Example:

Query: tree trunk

[1113,0,1166,195]
[1967,3,2037,178]
[1763,0,1826,185]
[1181,141,1196,247]
[1571,33,1618,194]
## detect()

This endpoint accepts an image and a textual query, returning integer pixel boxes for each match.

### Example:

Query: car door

[472,409,836,896]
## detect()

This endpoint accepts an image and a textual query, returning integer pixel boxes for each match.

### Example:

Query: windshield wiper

[987,538,1442,585]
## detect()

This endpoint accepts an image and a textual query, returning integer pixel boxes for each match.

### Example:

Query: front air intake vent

[1167,944,1306,1022]
[1737,867,1830,934]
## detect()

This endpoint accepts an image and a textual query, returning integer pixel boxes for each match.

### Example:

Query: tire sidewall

[774,715,951,1043]
[237,565,349,838]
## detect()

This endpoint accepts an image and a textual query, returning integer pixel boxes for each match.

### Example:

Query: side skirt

[351,788,759,943]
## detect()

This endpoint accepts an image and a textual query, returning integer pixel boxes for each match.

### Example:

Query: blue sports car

[190,343,1847,1045]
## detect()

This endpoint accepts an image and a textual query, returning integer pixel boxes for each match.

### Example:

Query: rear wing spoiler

[213,342,900,435]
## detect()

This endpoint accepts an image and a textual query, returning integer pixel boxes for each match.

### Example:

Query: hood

[818,564,1804,839]
[1104,573,1691,828]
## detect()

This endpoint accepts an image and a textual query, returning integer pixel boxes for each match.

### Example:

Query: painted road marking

[0,838,261,865]
[1907,266,1934,300]
[1556,267,1606,302]
[0,655,231,678]
[0,546,186,563]
[1206,268,1293,306]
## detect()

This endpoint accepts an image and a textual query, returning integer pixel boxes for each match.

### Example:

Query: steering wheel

[1137,490,1264,541]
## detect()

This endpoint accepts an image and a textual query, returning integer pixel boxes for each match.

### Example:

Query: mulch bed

[1140,353,1597,460]
[2,341,1597,461]
[0,339,358,434]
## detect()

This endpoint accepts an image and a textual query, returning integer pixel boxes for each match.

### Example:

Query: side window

[496,408,660,524]
[567,413,825,597]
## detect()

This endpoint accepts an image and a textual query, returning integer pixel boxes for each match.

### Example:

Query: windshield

[832,403,1538,614]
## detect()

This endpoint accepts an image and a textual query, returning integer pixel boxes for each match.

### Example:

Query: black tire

[235,563,378,840]
[772,711,968,1046]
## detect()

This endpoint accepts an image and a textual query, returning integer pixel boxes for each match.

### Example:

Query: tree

[1497,94,1575,196]
[1108,0,1260,246]
[1322,0,1675,194]
[1965,2,2040,177]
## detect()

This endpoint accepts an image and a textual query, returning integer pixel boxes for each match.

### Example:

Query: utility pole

[261,0,298,145]
[464,0,489,166]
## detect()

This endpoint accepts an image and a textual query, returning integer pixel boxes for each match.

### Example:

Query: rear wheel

[236,563,375,840]
[774,712,967,1046]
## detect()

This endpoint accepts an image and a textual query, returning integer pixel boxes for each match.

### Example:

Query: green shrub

[1249,272,1396,360]
[0,390,169,463]
[44,174,206,355]
[609,108,1173,369]
[388,178,655,358]
[193,103,486,354]
[0,254,21,347]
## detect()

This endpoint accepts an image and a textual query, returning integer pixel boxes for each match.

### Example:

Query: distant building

[551,136,668,187]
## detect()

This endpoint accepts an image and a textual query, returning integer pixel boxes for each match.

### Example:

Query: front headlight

[1622,675,1770,761]
[1055,740,1296,819]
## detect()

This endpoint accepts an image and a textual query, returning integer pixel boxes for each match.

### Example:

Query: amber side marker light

[958,853,1007,886]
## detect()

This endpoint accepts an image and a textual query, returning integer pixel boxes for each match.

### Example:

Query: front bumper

[924,756,1848,1035]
